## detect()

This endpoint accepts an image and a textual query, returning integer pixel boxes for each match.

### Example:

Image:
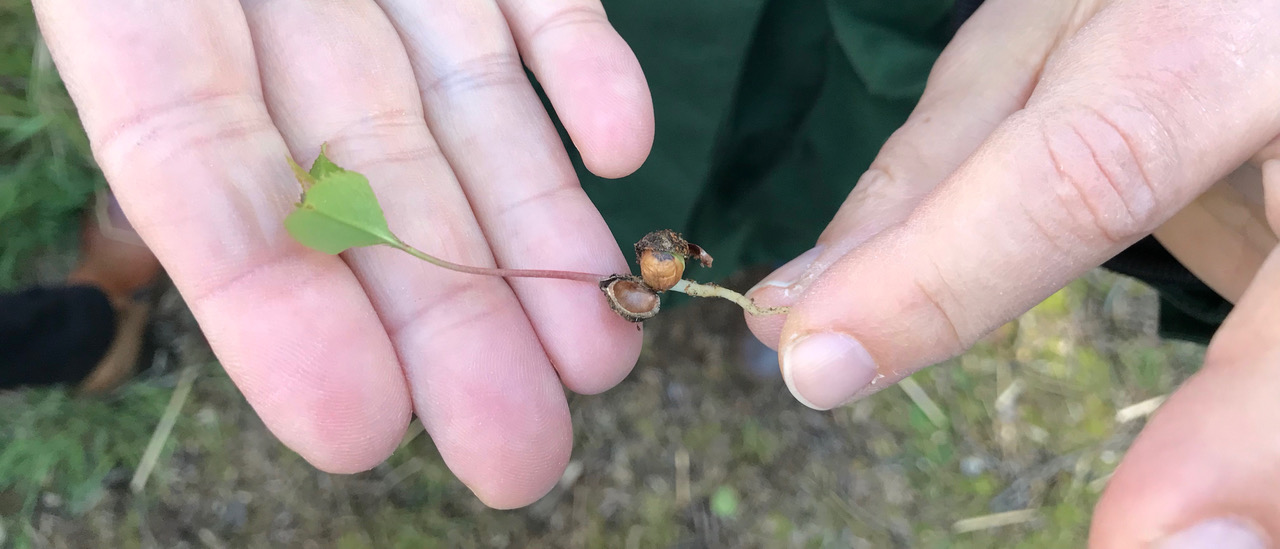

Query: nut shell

[600,275,660,322]
[639,250,684,291]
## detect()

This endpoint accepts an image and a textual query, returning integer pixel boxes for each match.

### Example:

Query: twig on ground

[398,419,425,450]
[1088,472,1114,493]
[952,509,1041,533]
[198,528,228,549]
[898,377,948,428]
[131,364,199,493]
[674,447,691,507]
[1115,395,1166,423]
[382,457,427,492]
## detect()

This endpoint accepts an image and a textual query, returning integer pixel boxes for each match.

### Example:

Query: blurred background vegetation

[0,2,1204,548]
[0,4,101,288]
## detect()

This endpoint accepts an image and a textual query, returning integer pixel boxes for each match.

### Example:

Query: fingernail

[749,246,824,294]
[781,332,878,410]
[1158,517,1269,549]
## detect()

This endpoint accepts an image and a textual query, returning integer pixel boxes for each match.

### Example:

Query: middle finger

[377,0,644,395]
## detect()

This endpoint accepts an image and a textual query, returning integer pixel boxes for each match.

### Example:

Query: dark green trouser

[539,0,1230,343]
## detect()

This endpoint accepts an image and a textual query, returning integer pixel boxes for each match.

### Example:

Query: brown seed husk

[600,274,660,322]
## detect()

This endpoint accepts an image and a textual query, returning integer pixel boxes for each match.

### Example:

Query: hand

[745,0,1280,545]
[33,0,652,508]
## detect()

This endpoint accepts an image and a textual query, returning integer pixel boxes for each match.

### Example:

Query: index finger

[773,0,1280,409]
[32,0,411,471]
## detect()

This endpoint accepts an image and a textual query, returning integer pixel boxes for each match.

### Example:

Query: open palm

[33,0,653,509]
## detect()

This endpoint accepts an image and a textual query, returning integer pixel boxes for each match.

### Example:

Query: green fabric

[538,0,953,280]
[1154,282,1233,345]
[546,0,770,270]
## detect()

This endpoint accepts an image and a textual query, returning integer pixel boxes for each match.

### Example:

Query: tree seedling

[282,145,789,322]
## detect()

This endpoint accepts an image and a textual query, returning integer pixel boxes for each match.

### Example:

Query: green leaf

[284,146,401,255]
[308,143,345,180]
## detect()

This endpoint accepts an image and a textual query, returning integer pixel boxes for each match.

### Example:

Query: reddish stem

[395,242,609,284]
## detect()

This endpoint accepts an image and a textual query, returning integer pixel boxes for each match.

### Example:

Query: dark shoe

[67,189,162,395]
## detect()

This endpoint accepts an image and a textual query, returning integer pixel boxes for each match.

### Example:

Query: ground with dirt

[2,267,1204,549]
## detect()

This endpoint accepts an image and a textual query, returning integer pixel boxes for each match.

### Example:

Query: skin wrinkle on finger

[1038,107,1166,248]
[240,0,574,507]
[31,0,410,473]
[502,0,605,56]
[30,3,259,140]
[376,0,643,395]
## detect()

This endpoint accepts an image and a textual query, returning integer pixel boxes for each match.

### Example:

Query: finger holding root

[669,279,790,317]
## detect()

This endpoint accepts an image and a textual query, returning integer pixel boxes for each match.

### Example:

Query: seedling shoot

[283,145,789,322]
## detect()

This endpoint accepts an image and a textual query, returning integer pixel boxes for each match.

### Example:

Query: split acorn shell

[600,275,660,322]
[600,230,716,323]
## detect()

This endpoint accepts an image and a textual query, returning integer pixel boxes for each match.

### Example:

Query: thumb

[774,0,1280,410]
[745,0,1086,345]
